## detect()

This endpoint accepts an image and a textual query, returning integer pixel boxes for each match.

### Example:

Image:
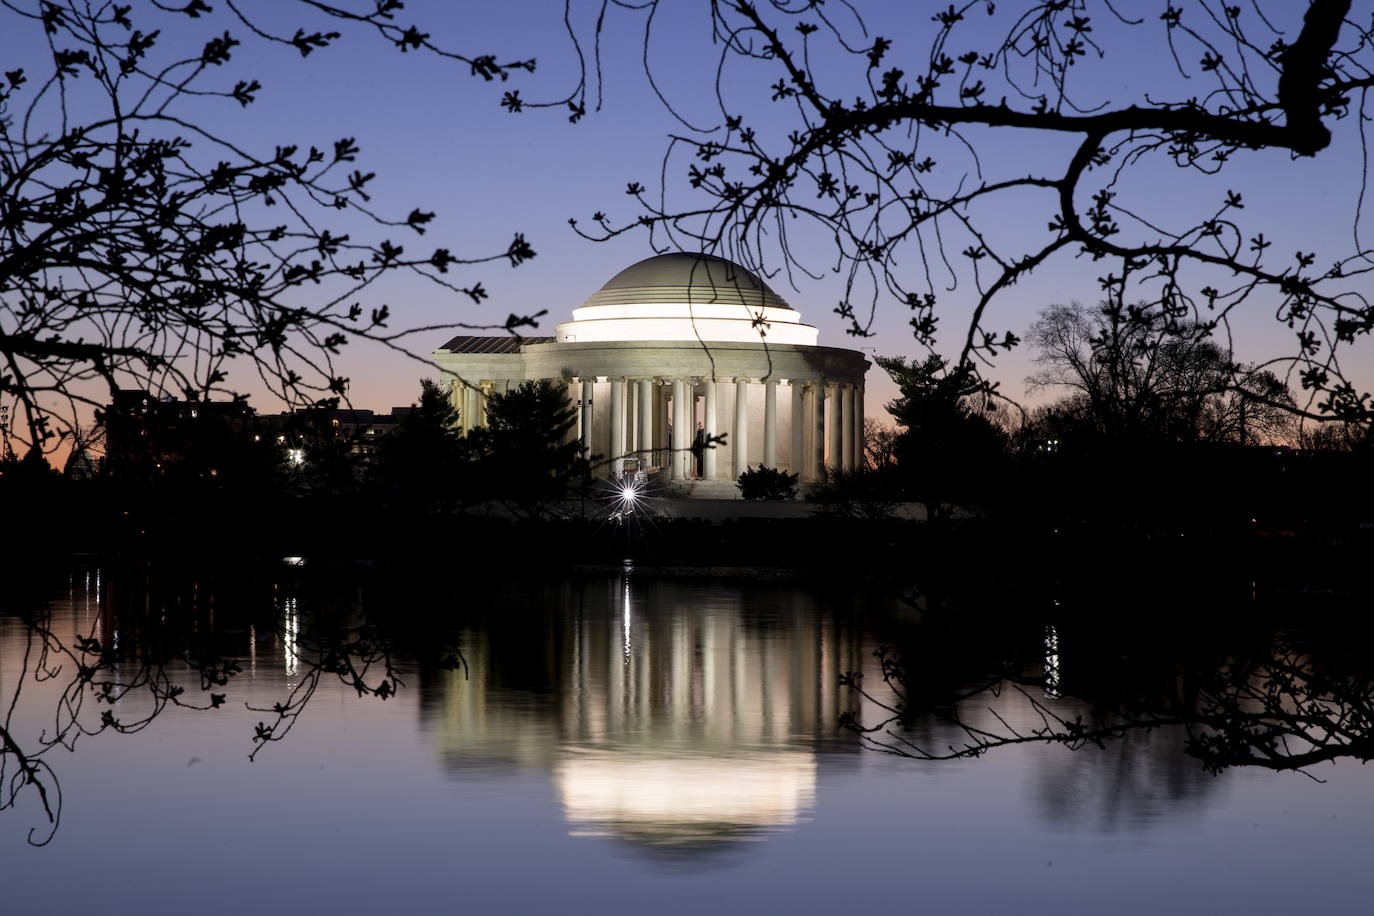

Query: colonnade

[571,376,864,482]
[452,378,507,435]
[450,374,865,482]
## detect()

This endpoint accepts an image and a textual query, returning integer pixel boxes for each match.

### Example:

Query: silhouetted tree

[579,1,1374,428]
[876,353,1010,517]
[469,379,584,507]
[1026,302,1295,445]
[1297,418,1374,451]
[370,378,465,511]
[862,418,900,472]
[370,378,583,513]
[0,1,562,459]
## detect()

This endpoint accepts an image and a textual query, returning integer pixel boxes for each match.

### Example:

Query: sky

[7,0,1374,427]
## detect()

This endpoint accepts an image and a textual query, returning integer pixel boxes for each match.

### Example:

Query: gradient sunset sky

[13,0,1371,423]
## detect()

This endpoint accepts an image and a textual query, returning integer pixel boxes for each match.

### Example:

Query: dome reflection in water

[424,574,868,855]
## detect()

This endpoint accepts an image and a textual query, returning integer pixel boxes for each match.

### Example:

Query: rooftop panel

[437,335,552,354]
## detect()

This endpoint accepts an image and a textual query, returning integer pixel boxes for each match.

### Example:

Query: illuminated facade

[432,253,870,482]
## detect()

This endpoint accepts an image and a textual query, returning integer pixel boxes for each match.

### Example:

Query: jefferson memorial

[432,253,869,484]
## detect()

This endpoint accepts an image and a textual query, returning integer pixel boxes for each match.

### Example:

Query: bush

[806,467,906,519]
[737,466,799,500]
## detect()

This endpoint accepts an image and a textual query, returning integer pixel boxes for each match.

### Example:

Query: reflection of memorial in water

[424,576,870,852]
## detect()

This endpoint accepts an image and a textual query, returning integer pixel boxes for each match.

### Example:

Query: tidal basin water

[1,564,1370,915]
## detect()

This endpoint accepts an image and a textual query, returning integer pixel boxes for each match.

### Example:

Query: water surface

[1,565,1369,914]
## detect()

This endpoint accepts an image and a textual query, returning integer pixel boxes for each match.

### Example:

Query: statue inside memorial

[692,422,705,479]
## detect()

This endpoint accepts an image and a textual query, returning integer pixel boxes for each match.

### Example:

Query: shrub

[737,466,799,500]
[805,467,906,519]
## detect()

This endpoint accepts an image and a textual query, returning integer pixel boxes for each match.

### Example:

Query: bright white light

[282,556,305,566]
[554,304,818,345]
[287,448,305,466]
[556,751,817,840]
[607,471,646,523]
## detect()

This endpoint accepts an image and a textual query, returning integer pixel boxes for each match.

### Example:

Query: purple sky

[12,0,1372,424]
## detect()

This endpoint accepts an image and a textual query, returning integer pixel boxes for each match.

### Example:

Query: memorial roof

[584,253,793,311]
[437,335,553,353]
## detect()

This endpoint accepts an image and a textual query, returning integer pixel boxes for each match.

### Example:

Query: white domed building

[432,253,869,485]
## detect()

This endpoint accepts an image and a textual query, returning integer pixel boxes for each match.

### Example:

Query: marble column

[610,377,625,477]
[638,378,653,467]
[733,377,750,479]
[671,377,687,480]
[841,384,855,473]
[479,381,493,428]
[653,381,667,468]
[704,379,719,480]
[789,381,803,475]
[813,382,827,480]
[464,384,480,437]
[556,380,578,449]
[626,378,637,466]
[763,379,778,468]
[855,385,866,470]
[453,383,464,433]
[826,382,842,472]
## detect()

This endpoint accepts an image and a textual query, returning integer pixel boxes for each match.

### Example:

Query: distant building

[101,389,257,474]
[271,405,416,458]
[433,253,870,481]
[100,390,414,475]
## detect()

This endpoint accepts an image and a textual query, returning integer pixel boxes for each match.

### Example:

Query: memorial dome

[586,252,793,310]
[555,253,818,345]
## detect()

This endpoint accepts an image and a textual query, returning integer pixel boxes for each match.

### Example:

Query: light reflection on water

[1,565,1371,915]
[282,596,299,678]
[425,575,869,852]
[1043,623,1061,698]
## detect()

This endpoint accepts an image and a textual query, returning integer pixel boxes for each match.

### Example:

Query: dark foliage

[577,1,1374,429]
[843,582,1374,776]
[736,464,798,500]
[876,353,1011,518]
[805,467,906,520]
[369,378,583,513]
[0,1,562,459]
[370,379,466,512]
[0,560,451,845]
[468,379,585,506]
[1026,302,1295,446]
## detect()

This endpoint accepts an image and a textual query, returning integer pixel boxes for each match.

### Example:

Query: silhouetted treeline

[5,354,1372,572]
[829,326,1374,533]
[0,378,588,557]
